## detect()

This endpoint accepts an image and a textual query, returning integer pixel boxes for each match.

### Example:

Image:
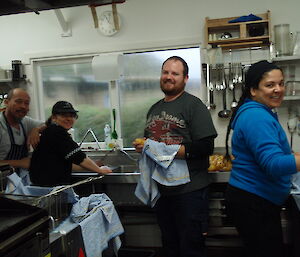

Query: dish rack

[2,176,103,228]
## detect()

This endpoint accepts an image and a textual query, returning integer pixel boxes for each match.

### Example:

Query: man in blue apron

[0,88,44,178]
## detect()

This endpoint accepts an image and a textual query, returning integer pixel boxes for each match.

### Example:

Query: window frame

[31,45,202,146]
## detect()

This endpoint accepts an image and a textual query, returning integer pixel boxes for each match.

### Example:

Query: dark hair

[46,116,52,127]
[225,60,282,159]
[162,56,189,77]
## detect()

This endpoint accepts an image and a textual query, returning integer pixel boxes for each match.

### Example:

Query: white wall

[1,0,300,66]
[1,0,300,150]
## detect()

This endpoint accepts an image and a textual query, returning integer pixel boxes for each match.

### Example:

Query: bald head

[7,88,30,101]
[5,88,31,123]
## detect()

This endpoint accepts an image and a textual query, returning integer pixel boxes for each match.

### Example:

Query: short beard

[160,82,185,96]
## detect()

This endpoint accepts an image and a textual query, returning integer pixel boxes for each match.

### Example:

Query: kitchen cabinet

[205,11,271,49]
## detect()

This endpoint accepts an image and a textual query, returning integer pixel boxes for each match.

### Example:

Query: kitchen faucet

[78,128,138,162]
[117,148,138,162]
[78,128,101,150]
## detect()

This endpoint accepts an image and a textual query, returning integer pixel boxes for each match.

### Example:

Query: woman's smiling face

[52,113,77,130]
[250,69,285,109]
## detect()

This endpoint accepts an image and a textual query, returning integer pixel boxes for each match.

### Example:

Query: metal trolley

[2,176,104,228]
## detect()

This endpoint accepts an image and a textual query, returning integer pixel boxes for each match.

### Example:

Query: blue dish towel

[135,139,190,207]
[5,172,31,195]
[135,152,161,207]
[144,139,190,186]
[5,172,79,204]
[70,193,124,257]
[228,14,262,23]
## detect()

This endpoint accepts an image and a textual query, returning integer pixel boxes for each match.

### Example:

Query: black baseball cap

[52,101,78,115]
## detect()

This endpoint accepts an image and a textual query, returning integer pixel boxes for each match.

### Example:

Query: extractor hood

[0,0,125,16]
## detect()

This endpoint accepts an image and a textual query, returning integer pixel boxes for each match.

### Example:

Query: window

[37,58,110,143]
[34,47,201,148]
[119,47,202,147]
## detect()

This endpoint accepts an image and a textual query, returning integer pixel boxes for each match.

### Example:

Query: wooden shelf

[205,11,271,49]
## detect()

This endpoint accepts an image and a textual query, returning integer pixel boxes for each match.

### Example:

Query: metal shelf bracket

[54,9,72,37]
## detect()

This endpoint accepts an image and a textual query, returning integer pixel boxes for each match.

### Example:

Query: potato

[133,138,146,146]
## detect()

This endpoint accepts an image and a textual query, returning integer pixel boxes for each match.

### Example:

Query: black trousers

[225,185,284,257]
[155,187,209,257]
[286,196,300,257]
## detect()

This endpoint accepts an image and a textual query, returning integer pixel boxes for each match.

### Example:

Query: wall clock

[99,10,121,36]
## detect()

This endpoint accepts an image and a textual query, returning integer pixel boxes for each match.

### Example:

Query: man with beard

[133,56,217,257]
[0,88,44,173]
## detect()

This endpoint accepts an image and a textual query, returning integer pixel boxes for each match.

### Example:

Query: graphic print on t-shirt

[146,111,185,145]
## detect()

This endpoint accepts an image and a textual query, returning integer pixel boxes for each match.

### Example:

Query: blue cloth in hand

[135,139,190,207]
[135,153,161,207]
[144,139,190,186]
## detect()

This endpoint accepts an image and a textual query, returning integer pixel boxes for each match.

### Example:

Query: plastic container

[274,24,292,56]
[293,31,300,55]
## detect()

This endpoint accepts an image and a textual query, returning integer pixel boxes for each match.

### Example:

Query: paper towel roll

[92,53,123,81]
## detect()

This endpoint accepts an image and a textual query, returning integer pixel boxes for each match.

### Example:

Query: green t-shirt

[144,92,217,195]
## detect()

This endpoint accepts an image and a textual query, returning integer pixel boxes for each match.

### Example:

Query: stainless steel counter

[74,147,231,184]
[72,170,231,184]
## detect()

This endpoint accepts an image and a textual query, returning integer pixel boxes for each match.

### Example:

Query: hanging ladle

[228,63,238,109]
[218,69,231,118]
[231,86,238,109]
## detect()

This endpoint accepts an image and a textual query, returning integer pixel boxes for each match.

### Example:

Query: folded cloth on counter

[70,193,124,257]
[228,14,262,23]
[135,139,190,207]
[291,173,300,210]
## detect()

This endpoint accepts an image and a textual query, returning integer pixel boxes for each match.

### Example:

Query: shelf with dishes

[205,11,271,49]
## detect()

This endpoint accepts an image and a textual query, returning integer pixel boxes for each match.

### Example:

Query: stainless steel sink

[113,164,139,173]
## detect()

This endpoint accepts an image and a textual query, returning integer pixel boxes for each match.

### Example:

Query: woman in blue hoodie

[225,60,300,257]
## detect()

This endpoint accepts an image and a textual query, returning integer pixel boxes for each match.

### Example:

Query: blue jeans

[155,187,209,257]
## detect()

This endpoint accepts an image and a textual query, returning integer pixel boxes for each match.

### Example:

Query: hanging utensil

[231,86,238,109]
[214,46,224,91]
[228,63,238,109]
[204,49,216,109]
[111,108,118,140]
[218,69,231,118]
[208,81,216,109]
[206,64,216,109]
[218,88,231,118]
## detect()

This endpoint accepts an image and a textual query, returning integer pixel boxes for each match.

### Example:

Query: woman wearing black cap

[29,101,111,187]
[225,60,300,257]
